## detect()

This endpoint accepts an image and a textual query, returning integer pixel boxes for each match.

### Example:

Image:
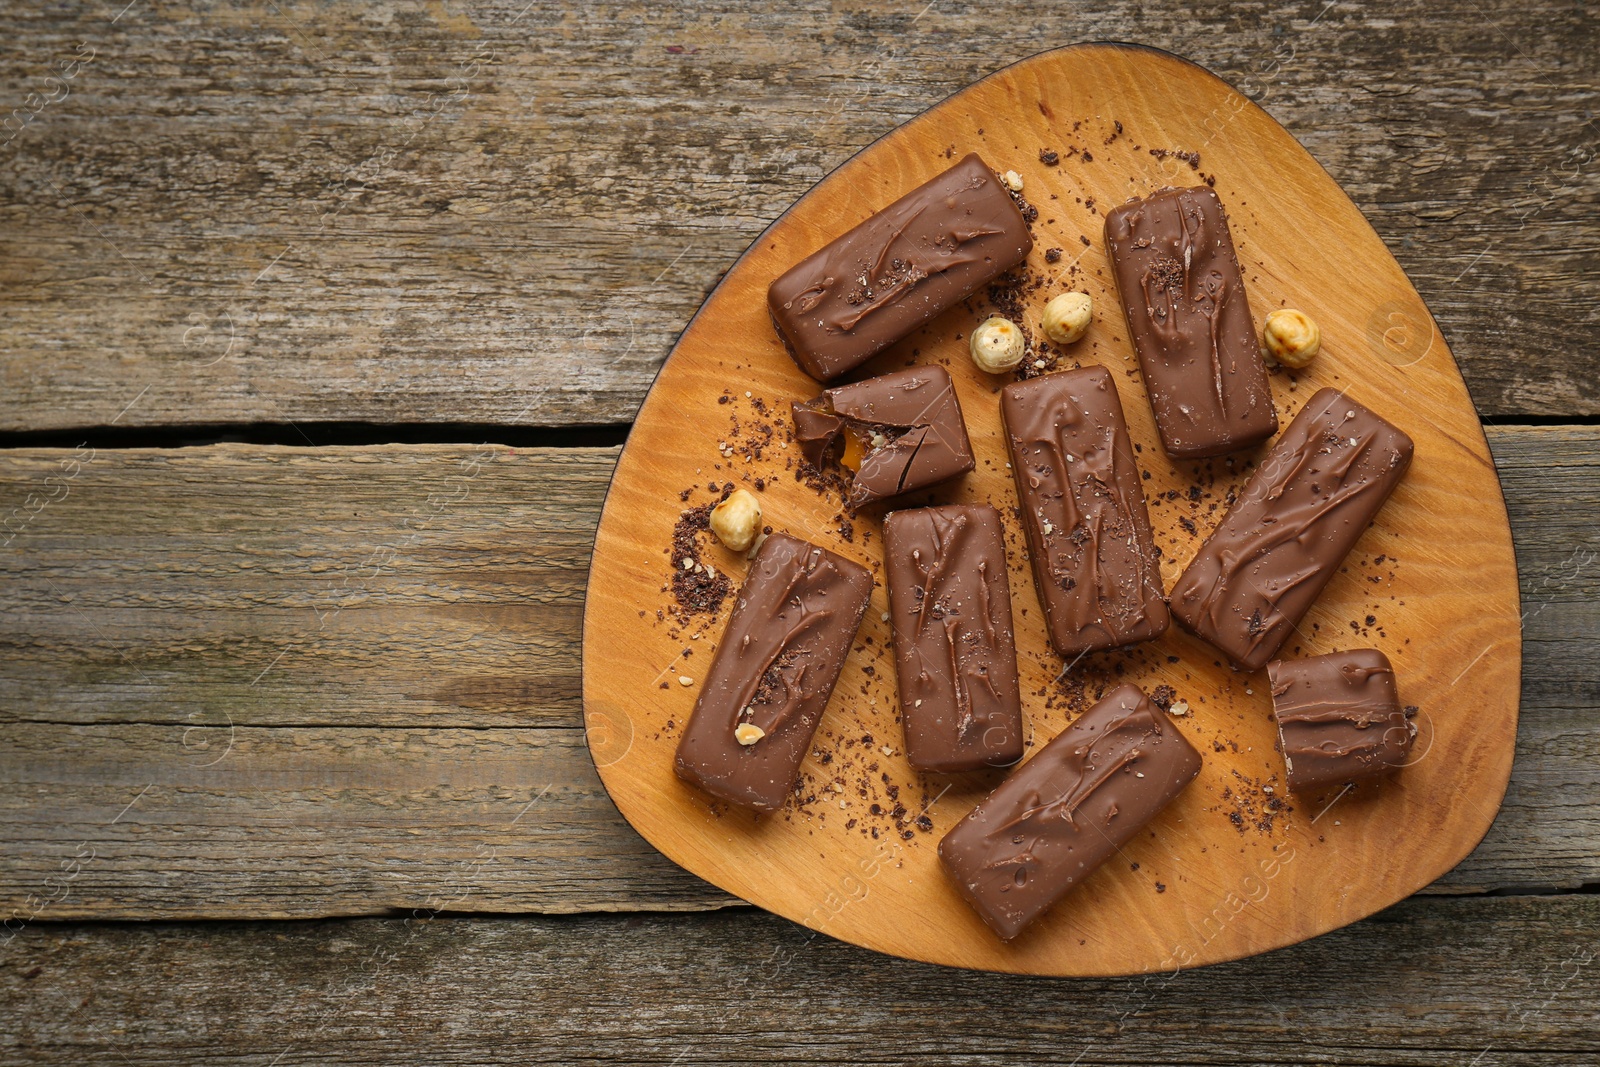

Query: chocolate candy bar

[1103,186,1277,458]
[1268,649,1415,793]
[883,504,1024,772]
[1170,388,1413,671]
[793,365,975,507]
[674,533,872,812]
[769,152,1033,381]
[939,684,1201,941]
[1000,365,1168,657]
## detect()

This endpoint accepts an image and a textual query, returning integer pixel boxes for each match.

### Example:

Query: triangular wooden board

[582,43,1520,976]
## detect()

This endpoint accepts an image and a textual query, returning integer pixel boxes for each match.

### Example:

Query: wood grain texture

[0,443,605,730]
[4,897,1599,1064]
[0,1,1593,431]
[1,428,1588,921]
[585,43,1523,976]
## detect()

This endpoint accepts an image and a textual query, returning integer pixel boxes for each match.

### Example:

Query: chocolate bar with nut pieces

[1103,186,1277,458]
[1268,649,1415,793]
[938,684,1202,941]
[793,365,975,508]
[1001,365,1168,657]
[768,152,1033,381]
[673,532,872,813]
[1170,388,1414,671]
[883,504,1024,773]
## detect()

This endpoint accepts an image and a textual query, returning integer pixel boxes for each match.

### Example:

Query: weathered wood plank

[0,443,601,729]
[0,724,736,919]
[0,429,1595,918]
[0,1,1593,430]
[4,898,1598,1064]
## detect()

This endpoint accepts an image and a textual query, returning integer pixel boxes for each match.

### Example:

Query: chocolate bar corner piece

[1103,185,1277,458]
[1268,649,1414,794]
[882,504,1024,773]
[673,532,872,813]
[768,152,1034,381]
[938,684,1202,941]
[1000,365,1168,657]
[792,365,975,507]
[1171,387,1414,671]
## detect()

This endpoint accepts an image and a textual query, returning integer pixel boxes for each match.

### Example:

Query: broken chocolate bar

[1268,649,1415,793]
[883,504,1024,772]
[1170,388,1414,671]
[938,684,1202,941]
[1000,365,1168,657]
[793,365,975,507]
[673,532,872,813]
[1103,186,1278,458]
[768,152,1033,381]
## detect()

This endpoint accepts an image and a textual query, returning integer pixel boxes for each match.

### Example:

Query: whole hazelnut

[1041,291,1093,345]
[1002,170,1024,192]
[969,316,1025,374]
[709,488,762,552]
[1263,309,1320,368]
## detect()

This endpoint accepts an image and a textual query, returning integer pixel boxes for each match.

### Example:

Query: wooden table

[1,2,1595,1061]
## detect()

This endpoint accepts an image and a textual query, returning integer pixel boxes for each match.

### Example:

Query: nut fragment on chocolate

[1268,649,1414,793]
[883,505,1024,772]
[1170,388,1413,671]
[793,366,975,507]
[938,684,1202,941]
[1001,365,1168,657]
[768,153,1033,381]
[1103,186,1278,457]
[673,533,872,812]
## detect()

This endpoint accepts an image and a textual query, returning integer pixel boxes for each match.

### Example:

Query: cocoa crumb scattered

[1150,685,1177,712]
[1149,147,1201,170]
[1039,148,1060,166]
[668,503,732,621]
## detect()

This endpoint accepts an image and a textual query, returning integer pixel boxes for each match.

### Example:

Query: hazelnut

[969,316,1025,374]
[1263,308,1320,368]
[1002,170,1024,192]
[734,722,765,746]
[709,488,762,552]
[1041,291,1092,345]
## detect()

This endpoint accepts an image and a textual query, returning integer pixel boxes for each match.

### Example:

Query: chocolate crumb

[668,503,732,621]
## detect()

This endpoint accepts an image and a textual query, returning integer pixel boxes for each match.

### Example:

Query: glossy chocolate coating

[1103,186,1277,458]
[793,365,975,507]
[1001,365,1168,657]
[1171,388,1413,671]
[938,684,1202,941]
[768,153,1033,381]
[673,533,872,812]
[1268,649,1414,793]
[883,505,1024,772]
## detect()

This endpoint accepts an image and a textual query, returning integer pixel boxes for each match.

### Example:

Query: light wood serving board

[581,44,1520,976]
